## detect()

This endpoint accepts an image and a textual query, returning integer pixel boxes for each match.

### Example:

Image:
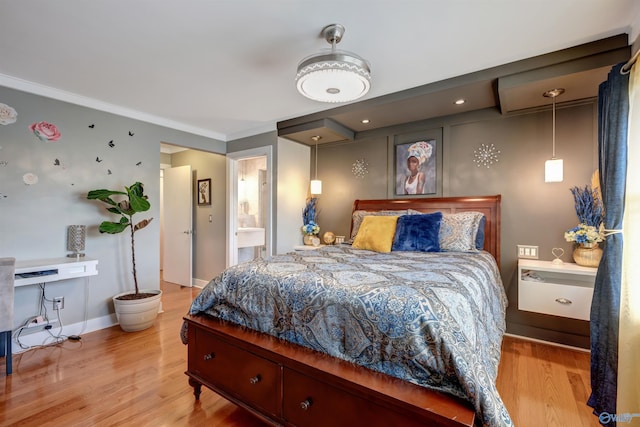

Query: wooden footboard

[184,314,476,427]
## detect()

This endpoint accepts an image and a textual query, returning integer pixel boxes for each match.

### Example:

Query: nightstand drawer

[519,280,593,320]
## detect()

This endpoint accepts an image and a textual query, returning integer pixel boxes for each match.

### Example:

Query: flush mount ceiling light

[296,24,371,103]
[544,88,565,183]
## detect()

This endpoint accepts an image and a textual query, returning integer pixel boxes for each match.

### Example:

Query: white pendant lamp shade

[296,24,371,103]
[545,158,564,182]
[543,88,564,183]
[310,179,322,195]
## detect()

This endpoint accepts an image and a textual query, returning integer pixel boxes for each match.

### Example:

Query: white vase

[112,289,162,332]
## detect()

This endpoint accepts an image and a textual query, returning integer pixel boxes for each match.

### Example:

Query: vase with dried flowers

[301,197,320,245]
[564,185,605,267]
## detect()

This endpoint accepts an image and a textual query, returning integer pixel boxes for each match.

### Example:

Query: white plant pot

[112,289,163,332]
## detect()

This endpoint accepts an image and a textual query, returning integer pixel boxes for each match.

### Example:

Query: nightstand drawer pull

[249,375,261,385]
[203,352,215,361]
[300,398,313,410]
[555,298,573,305]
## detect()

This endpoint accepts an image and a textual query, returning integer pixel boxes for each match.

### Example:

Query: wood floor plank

[1,280,600,426]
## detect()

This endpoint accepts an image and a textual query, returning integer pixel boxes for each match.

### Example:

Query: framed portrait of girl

[389,128,442,198]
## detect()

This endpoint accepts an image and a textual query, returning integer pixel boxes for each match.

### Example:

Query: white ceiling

[1,1,639,143]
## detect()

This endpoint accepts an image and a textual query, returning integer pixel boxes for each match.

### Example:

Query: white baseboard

[193,278,208,288]
[12,314,117,354]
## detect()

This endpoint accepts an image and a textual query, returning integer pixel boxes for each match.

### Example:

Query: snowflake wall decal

[352,158,369,178]
[473,143,500,168]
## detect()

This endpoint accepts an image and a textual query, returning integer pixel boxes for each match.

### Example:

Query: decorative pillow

[475,215,486,250]
[439,212,484,252]
[352,216,399,253]
[391,212,443,252]
[350,210,408,240]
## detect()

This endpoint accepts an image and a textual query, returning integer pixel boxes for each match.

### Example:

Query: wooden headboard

[351,195,501,268]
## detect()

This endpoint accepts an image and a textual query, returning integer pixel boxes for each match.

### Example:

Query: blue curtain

[588,62,628,424]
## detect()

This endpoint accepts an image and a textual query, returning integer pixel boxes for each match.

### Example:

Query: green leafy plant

[87,182,153,297]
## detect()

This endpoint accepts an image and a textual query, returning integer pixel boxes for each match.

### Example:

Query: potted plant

[87,182,162,332]
[301,197,320,245]
[564,185,605,267]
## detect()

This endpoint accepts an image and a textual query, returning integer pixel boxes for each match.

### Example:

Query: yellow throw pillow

[352,215,399,253]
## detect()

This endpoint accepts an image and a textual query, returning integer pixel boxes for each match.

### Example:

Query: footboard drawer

[190,327,280,416]
[283,368,431,427]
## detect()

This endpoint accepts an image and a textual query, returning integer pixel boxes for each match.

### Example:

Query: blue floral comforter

[181,245,512,426]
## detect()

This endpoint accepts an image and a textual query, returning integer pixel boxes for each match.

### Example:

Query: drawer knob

[249,375,261,385]
[203,352,215,361]
[300,398,313,410]
[555,298,573,305]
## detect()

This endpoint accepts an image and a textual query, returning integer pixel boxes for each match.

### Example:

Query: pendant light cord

[315,142,318,180]
[552,95,556,159]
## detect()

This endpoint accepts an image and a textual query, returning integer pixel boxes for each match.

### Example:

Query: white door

[163,165,193,286]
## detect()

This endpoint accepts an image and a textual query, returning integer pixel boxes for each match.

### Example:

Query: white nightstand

[518,259,597,321]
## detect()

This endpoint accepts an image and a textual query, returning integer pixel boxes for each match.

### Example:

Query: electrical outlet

[517,245,539,259]
[53,296,65,310]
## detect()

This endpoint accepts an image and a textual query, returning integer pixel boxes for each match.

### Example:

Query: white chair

[0,257,16,375]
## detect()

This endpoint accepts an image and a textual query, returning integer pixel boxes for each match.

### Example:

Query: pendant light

[310,136,322,195]
[296,24,371,103]
[238,159,247,200]
[544,88,565,183]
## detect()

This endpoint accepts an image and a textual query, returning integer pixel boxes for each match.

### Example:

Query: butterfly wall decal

[96,157,102,163]
[136,161,142,166]
[88,124,95,128]
[54,159,60,166]
[128,131,134,136]
[108,140,115,147]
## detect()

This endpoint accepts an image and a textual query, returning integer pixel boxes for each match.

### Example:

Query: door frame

[226,146,273,267]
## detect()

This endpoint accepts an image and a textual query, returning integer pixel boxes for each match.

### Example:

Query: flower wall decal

[0,102,18,125]
[352,158,368,178]
[29,121,61,142]
[473,143,500,168]
[23,173,38,185]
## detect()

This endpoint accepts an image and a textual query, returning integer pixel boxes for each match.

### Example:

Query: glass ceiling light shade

[544,88,565,183]
[296,24,371,103]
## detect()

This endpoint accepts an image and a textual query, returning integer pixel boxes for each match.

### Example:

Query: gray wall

[170,149,227,282]
[314,102,597,346]
[0,85,223,338]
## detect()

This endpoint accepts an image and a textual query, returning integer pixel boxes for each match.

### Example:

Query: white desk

[15,257,98,287]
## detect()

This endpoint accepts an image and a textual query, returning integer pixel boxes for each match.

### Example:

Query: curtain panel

[588,62,628,425]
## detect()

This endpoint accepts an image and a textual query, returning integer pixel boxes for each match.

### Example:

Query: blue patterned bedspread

[182,245,512,426]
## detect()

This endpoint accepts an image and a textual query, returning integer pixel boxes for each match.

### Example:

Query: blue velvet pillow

[392,212,443,252]
[476,215,486,250]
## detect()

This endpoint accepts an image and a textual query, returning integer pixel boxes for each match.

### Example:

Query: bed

[181,195,511,427]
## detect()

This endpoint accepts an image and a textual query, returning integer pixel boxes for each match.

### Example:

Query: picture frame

[387,128,443,198]
[197,178,211,205]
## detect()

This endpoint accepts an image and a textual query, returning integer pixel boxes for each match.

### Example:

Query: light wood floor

[1,279,599,427]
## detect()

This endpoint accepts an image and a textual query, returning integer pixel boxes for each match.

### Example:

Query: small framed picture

[197,178,211,205]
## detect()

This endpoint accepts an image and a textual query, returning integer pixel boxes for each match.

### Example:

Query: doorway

[226,147,273,267]
[160,143,229,287]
